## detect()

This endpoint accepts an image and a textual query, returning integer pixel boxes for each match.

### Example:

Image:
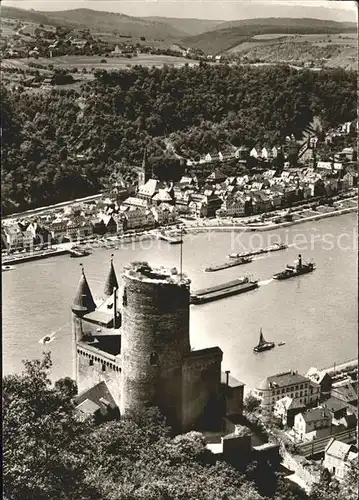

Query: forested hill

[1,64,357,214]
[182,18,357,54]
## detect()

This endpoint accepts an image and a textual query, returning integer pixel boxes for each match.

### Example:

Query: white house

[324,439,358,481]
[250,148,258,158]
[261,147,269,159]
[293,407,331,441]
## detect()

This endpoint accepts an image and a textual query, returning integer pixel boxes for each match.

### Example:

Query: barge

[190,276,258,304]
[228,242,287,259]
[2,248,69,266]
[205,256,252,273]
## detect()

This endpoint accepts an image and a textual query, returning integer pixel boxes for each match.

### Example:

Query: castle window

[89,358,94,366]
[102,363,106,372]
[150,352,159,365]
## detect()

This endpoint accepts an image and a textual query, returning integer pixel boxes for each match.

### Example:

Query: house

[122,197,148,210]
[2,224,24,252]
[273,396,305,427]
[137,179,164,204]
[74,381,119,423]
[324,439,358,481]
[261,147,269,159]
[336,147,355,162]
[207,169,226,184]
[316,161,333,172]
[271,146,278,158]
[217,193,249,217]
[205,153,212,162]
[293,407,332,441]
[154,203,177,225]
[249,147,258,158]
[66,217,93,240]
[122,207,154,230]
[235,146,249,160]
[323,396,348,423]
[331,381,358,409]
[254,370,320,412]
[50,217,70,241]
[343,171,357,188]
[306,367,333,399]
[100,214,118,234]
[152,189,174,206]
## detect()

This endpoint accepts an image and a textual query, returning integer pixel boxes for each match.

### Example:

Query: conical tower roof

[104,256,119,297]
[72,265,96,314]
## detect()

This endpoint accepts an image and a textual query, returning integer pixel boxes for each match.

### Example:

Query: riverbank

[183,206,357,234]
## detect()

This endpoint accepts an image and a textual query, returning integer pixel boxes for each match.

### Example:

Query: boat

[157,231,183,244]
[273,254,315,280]
[69,247,91,258]
[190,276,259,304]
[228,242,287,259]
[2,265,14,271]
[277,341,286,346]
[205,256,252,273]
[43,336,51,344]
[253,328,275,353]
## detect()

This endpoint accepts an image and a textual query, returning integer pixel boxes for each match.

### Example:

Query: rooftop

[258,371,308,390]
[123,262,190,286]
[325,438,356,460]
[300,406,331,423]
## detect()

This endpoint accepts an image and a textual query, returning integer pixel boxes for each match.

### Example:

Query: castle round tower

[120,262,191,429]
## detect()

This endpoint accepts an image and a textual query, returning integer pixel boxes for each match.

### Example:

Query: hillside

[1,7,187,40]
[182,18,357,54]
[144,17,224,37]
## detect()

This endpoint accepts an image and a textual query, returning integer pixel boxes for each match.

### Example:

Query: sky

[2,0,358,22]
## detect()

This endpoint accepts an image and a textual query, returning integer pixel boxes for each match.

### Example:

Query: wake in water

[38,322,69,345]
[258,278,274,287]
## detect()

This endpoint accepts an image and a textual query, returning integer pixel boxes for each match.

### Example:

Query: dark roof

[72,268,96,314]
[258,371,308,390]
[104,259,119,297]
[300,407,331,423]
[74,380,117,416]
[324,396,348,413]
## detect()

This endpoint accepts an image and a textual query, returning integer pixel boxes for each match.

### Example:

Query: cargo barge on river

[2,247,69,266]
[205,256,252,273]
[228,242,287,259]
[190,276,258,304]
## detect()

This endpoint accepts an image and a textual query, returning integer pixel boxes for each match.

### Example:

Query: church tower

[71,264,96,380]
[138,148,151,188]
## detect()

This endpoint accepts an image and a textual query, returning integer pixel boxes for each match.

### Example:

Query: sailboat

[253,328,275,353]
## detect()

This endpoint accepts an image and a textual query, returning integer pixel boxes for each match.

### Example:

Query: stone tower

[71,265,97,380]
[138,148,151,187]
[120,263,191,429]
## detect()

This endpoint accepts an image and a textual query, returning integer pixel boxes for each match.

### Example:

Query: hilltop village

[1,120,357,252]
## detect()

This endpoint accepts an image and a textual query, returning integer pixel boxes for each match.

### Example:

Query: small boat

[43,336,51,344]
[2,265,14,271]
[273,254,315,280]
[70,247,91,258]
[277,341,286,346]
[253,328,275,353]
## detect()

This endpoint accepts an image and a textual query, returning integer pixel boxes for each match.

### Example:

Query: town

[1,119,357,255]
[2,3,358,500]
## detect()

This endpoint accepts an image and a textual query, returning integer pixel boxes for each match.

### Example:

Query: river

[2,213,357,391]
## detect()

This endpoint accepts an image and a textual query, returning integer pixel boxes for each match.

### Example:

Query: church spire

[72,264,96,315]
[104,255,119,297]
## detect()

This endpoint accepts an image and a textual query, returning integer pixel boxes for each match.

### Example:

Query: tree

[243,393,261,413]
[3,353,98,500]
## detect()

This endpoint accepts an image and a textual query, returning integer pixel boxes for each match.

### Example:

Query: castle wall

[182,347,223,430]
[120,273,191,429]
[226,384,244,416]
[77,343,122,406]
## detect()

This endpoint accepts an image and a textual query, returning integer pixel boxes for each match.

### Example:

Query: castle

[72,260,244,431]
